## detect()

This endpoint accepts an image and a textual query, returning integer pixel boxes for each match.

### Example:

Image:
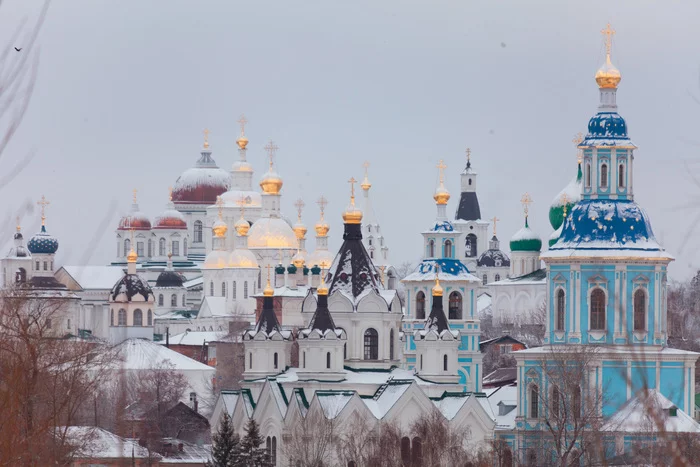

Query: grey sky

[2,0,700,279]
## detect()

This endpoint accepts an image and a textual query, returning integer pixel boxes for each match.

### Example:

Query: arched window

[466,234,477,258]
[271,436,277,466]
[495,274,501,282]
[210,282,214,297]
[600,163,608,188]
[249,352,253,369]
[266,437,271,462]
[443,354,448,371]
[258,270,262,289]
[364,328,378,360]
[172,240,179,257]
[428,240,435,258]
[232,281,237,299]
[530,385,539,418]
[370,251,373,259]
[15,267,26,283]
[552,386,561,417]
[124,239,130,256]
[221,282,226,297]
[110,309,114,326]
[585,162,591,188]
[147,239,153,258]
[448,291,462,319]
[590,288,606,330]
[556,289,565,331]
[400,437,411,465]
[171,294,177,306]
[194,220,203,243]
[159,238,166,256]
[618,164,625,188]
[389,328,395,360]
[133,309,143,326]
[118,309,127,326]
[244,282,248,299]
[634,288,646,331]
[411,437,422,466]
[415,291,426,319]
[147,310,152,326]
[444,240,453,258]
[326,352,331,369]
[158,294,164,306]
[482,274,488,285]
[274,352,278,369]
[348,462,356,467]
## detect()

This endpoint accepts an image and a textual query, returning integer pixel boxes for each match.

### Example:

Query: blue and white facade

[506,39,699,461]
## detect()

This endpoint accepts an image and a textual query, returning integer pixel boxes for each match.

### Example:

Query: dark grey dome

[155,270,185,288]
[111,274,153,302]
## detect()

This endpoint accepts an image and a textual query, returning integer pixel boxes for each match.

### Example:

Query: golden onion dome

[433,182,450,205]
[260,170,283,194]
[235,217,250,236]
[229,249,258,269]
[317,276,329,296]
[342,203,363,224]
[361,175,371,191]
[432,275,443,297]
[247,217,297,249]
[212,219,228,238]
[236,135,249,149]
[292,251,305,269]
[315,221,330,237]
[203,250,228,269]
[293,222,307,240]
[595,55,621,89]
[127,248,138,263]
[263,279,274,297]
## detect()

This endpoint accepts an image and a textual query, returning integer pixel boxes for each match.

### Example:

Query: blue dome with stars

[549,200,662,251]
[27,225,59,254]
[581,111,635,148]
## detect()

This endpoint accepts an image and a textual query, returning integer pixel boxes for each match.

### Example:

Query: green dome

[549,163,582,230]
[548,225,563,247]
[510,219,542,252]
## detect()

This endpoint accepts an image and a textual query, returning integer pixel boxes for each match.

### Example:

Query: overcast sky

[2,0,700,280]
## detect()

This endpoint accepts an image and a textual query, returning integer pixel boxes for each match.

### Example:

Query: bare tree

[283,409,338,467]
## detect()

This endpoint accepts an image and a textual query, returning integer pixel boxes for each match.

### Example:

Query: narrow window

[415,291,426,319]
[274,352,278,369]
[364,329,378,360]
[448,291,462,319]
[159,238,166,256]
[326,352,331,369]
[303,352,306,368]
[343,343,347,359]
[133,309,143,326]
[171,294,177,306]
[35,261,39,271]
[601,163,608,188]
[271,437,277,466]
[43,261,47,271]
[420,354,423,370]
[137,241,144,257]
[194,220,203,243]
[573,386,582,417]
[183,238,188,256]
[147,310,152,326]
[590,288,606,330]
[444,240,453,258]
[443,354,448,371]
[389,328,395,360]
[466,234,477,257]
[428,240,435,258]
[233,281,237,299]
[634,288,646,331]
[221,282,226,297]
[552,386,560,417]
[400,438,411,466]
[411,437,422,466]
[482,274,488,286]
[530,385,539,418]
[585,162,591,188]
[618,163,625,188]
[172,240,179,257]
[495,274,501,282]
[266,437,271,463]
[118,309,127,326]
[249,352,253,369]
[124,239,130,256]
[110,309,114,326]
[210,282,214,297]
[244,282,248,299]
[182,295,186,307]
[556,289,565,331]
[158,294,164,306]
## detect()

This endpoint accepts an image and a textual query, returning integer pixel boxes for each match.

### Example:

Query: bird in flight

[14,47,21,52]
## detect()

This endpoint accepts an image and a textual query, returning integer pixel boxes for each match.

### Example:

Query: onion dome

[275,264,285,275]
[549,163,582,230]
[287,264,297,275]
[234,216,251,236]
[431,275,443,297]
[263,276,274,297]
[220,190,262,207]
[171,135,230,205]
[247,218,297,249]
[342,178,363,225]
[228,249,258,268]
[315,220,330,237]
[155,270,184,288]
[212,219,228,238]
[110,274,153,302]
[118,192,152,231]
[9,221,29,258]
[425,276,449,334]
[307,249,334,270]
[510,219,543,252]
[595,25,621,90]
[292,250,305,269]
[204,250,228,269]
[236,134,249,150]
[28,225,59,255]
[311,265,321,275]
[293,221,307,240]
[549,224,563,248]
[153,194,187,230]
[260,142,284,194]
[433,159,450,205]
[317,275,329,296]
[477,236,511,267]
[205,209,229,269]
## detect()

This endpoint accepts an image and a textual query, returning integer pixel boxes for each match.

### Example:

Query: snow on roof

[160,330,224,346]
[485,385,518,430]
[432,393,470,420]
[61,265,126,290]
[183,276,203,289]
[551,173,581,207]
[199,296,229,317]
[490,268,547,286]
[363,381,412,418]
[160,438,212,463]
[111,338,215,372]
[402,259,480,283]
[221,392,240,417]
[253,285,309,298]
[511,226,540,242]
[477,294,492,314]
[316,391,354,419]
[603,389,700,433]
[63,426,151,459]
[542,248,674,261]
[273,367,441,388]
[269,382,288,416]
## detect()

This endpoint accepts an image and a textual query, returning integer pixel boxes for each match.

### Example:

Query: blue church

[505,26,699,463]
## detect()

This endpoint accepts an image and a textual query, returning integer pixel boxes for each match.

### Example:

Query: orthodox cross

[572,132,584,163]
[37,195,50,225]
[317,195,328,219]
[132,188,138,204]
[215,195,224,219]
[264,140,279,169]
[436,159,447,184]
[203,128,210,149]
[491,216,500,236]
[235,196,247,219]
[238,114,248,135]
[601,23,615,57]
[348,177,357,205]
[520,192,533,217]
[265,264,273,286]
[363,161,370,175]
[466,148,471,164]
[560,193,570,219]
[294,198,305,222]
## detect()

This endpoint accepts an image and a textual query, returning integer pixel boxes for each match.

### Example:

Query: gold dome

[235,217,250,236]
[292,251,305,268]
[317,275,329,296]
[127,248,138,263]
[432,275,443,297]
[263,278,274,297]
[342,206,363,224]
[293,222,307,240]
[212,219,228,238]
[315,221,329,237]
[433,183,450,205]
[595,56,621,89]
[236,135,249,149]
[361,175,371,191]
[260,170,283,194]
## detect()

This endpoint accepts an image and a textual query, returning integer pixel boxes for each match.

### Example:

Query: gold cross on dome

[520,192,533,217]
[235,195,247,218]
[264,140,279,169]
[491,216,500,236]
[601,23,615,57]
[317,195,328,218]
[573,132,584,163]
[560,193,570,218]
[37,195,50,225]
[203,128,211,149]
[294,198,305,221]
[238,114,248,135]
[348,177,357,201]
[215,195,224,219]
[436,159,447,184]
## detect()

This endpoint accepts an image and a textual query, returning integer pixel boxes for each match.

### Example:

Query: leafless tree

[283,408,339,467]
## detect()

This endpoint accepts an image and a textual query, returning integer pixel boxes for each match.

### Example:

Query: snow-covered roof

[198,296,229,317]
[490,268,547,286]
[477,293,492,314]
[485,385,518,430]
[183,276,203,289]
[60,265,126,290]
[63,426,151,459]
[602,389,700,433]
[253,285,309,298]
[111,338,215,372]
[160,438,212,464]
[315,391,355,419]
[160,330,224,346]
[271,366,442,388]
[402,259,480,283]
[363,380,412,418]
[432,393,470,420]
[551,172,582,207]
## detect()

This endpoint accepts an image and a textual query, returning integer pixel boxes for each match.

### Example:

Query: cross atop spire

[317,195,328,220]
[436,159,447,184]
[560,193,570,219]
[132,189,138,204]
[294,198,305,221]
[491,216,500,236]
[37,195,50,226]
[264,140,279,170]
[235,195,248,219]
[238,114,248,135]
[168,186,173,202]
[601,23,615,58]
[572,132,584,163]
[348,177,357,205]
[203,128,211,149]
[520,192,533,217]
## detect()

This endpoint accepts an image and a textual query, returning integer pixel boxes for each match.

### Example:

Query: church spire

[456,148,482,221]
